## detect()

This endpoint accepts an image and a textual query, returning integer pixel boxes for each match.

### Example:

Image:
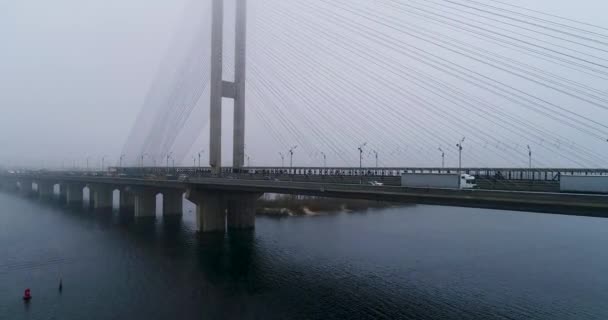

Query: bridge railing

[105,166,608,182]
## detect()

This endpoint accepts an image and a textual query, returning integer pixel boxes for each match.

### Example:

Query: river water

[1,191,608,320]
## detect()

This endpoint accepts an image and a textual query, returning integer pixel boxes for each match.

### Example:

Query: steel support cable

[249,58,355,164]
[248,77,314,155]
[155,37,212,156]
[152,43,212,159]
[479,0,608,33]
[303,1,606,166]
[402,69,608,166]
[438,0,608,47]
[276,1,604,168]
[309,0,608,141]
[164,53,212,150]
[390,12,608,83]
[250,37,370,163]
[252,18,419,164]
[122,0,211,159]
[443,0,608,44]
[249,65,325,162]
[248,80,305,151]
[140,29,211,158]
[262,3,531,167]
[247,88,291,152]
[256,7,456,165]
[251,37,424,166]
[321,0,608,133]
[247,88,291,151]
[250,38,364,156]
[270,0,588,168]
[379,0,608,78]
[250,62,336,159]
[423,0,608,55]
[378,0,608,71]
[312,2,604,169]
[338,0,608,110]
[380,13,608,101]
[254,5,468,165]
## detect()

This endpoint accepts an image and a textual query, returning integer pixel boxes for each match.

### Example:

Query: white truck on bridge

[401,173,476,189]
[560,175,608,194]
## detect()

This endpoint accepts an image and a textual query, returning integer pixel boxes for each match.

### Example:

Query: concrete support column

[233,0,247,169]
[209,0,224,175]
[90,185,114,210]
[226,192,261,229]
[0,180,15,191]
[66,184,84,206]
[58,184,68,202]
[163,190,184,216]
[119,190,135,213]
[133,189,156,217]
[37,182,54,200]
[19,181,33,196]
[186,189,226,232]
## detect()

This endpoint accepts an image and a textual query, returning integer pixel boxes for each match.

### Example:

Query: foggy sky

[1,0,607,169]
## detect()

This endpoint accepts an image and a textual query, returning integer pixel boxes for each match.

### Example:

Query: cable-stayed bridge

[3,0,608,232]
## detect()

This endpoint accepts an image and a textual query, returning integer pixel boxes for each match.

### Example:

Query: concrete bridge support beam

[58,184,68,203]
[38,182,54,200]
[186,190,226,233]
[226,192,261,229]
[163,190,184,216]
[133,189,156,217]
[119,190,135,213]
[66,184,84,206]
[19,181,33,196]
[90,185,114,210]
[0,180,15,191]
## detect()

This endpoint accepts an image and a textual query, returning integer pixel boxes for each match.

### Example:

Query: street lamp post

[279,152,285,167]
[358,142,367,169]
[373,150,378,168]
[198,150,204,167]
[320,152,327,168]
[456,137,465,173]
[166,152,173,171]
[140,153,148,168]
[119,154,125,168]
[527,145,532,169]
[288,146,297,168]
[193,156,197,167]
[438,147,445,169]
[101,156,106,171]
[358,142,367,184]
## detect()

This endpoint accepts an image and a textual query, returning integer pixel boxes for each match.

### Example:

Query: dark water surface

[1,192,608,320]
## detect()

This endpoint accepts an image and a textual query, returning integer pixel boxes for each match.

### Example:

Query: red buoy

[23,288,31,301]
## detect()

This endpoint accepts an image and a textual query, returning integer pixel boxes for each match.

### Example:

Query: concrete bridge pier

[226,192,261,229]
[163,190,184,216]
[57,184,68,203]
[19,181,33,196]
[119,190,135,213]
[37,182,54,200]
[66,184,84,206]
[133,189,156,217]
[186,190,226,232]
[90,185,114,210]
[0,180,16,191]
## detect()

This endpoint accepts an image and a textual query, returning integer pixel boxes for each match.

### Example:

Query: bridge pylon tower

[209,0,247,174]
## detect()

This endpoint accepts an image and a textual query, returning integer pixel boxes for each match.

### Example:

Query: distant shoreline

[256,194,408,216]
